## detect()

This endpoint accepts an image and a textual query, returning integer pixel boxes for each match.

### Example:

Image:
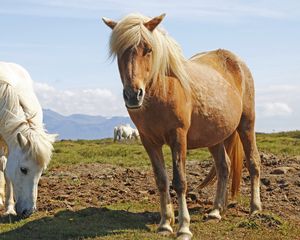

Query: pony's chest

[128,103,190,142]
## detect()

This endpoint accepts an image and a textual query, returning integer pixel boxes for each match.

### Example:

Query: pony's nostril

[137,89,143,99]
[22,209,28,216]
[123,89,129,101]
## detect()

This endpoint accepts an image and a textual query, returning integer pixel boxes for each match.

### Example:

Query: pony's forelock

[109,13,190,94]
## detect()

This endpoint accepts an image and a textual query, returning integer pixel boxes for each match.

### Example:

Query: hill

[43,109,133,140]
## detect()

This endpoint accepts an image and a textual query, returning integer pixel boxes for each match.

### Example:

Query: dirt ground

[10,153,298,222]
[1,152,299,238]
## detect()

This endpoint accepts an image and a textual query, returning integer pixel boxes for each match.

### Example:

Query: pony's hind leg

[238,119,262,214]
[141,136,174,235]
[170,129,192,240]
[207,143,230,220]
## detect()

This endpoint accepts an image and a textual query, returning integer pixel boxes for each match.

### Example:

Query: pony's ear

[144,13,166,32]
[17,132,28,150]
[102,17,117,30]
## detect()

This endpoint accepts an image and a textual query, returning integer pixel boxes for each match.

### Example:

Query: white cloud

[255,84,300,132]
[34,82,127,117]
[257,102,292,117]
[33,82,300,132]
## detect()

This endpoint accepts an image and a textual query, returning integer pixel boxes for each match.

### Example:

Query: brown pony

[103,13,261,240]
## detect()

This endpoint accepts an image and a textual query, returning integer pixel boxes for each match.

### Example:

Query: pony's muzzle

[15,203,36,218]
[123,87,144,109]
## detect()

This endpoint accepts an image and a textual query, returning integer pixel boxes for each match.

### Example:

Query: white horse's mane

[0,82,56,168]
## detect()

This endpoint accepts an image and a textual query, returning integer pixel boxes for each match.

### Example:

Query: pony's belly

[187,107,242,148]
[187,129,233,149]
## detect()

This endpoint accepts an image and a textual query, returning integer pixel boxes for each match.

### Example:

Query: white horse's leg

[0,170,5,207]
[0,156,7,207]
[4,176,16,215]
[208,143,230,220]
[113,127,117,142]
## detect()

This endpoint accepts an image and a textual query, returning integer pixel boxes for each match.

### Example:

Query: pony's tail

[226,131,244,198]
[198,131,244,198]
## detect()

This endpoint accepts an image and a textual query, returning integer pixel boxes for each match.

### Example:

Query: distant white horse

[131,128,140,140]
[113,124,139,141]
[0,62,57,218]
[113,126,122,142]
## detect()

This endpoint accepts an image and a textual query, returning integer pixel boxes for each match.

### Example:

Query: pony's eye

[143,47,152,56]
[20,167,28,175]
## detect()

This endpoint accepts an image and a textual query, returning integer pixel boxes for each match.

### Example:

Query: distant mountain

[43,109,134,140]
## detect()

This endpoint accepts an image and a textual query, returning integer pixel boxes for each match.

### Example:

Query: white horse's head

[5,131,56,218]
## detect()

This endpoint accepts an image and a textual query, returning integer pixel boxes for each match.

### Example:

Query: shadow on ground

[0,207,161,240]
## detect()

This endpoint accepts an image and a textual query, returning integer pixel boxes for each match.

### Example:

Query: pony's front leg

[171,129,192,240]
[4,176,16,215]
[207,143,230,220]
[141,137,174,235]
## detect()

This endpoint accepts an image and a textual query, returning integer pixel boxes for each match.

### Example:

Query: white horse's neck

[0,107,40,151]
[0,62,45,156]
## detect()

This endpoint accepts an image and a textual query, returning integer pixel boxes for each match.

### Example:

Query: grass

[256,132,300,156]
[49,138,211,170]
[49,131,300,170]
[0,131,300,239]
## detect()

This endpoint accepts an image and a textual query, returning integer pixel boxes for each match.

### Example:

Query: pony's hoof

[4,209,17,216]
[176,232,193,240]
[250,204,262,216]
[157,226,173,236]
[206,209,222,221]
[250,209,261,217]
[157,229,173,237]
[227,200,238,208]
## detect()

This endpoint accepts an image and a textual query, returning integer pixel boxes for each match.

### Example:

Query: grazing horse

[0,62,57,218]
[113,124,139,141]
[103,13,261,239]
[131,128,140,140]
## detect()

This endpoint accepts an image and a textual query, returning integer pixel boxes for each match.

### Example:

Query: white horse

[131,128,140,140]
[113,124,139,141]
[0,62,57,218]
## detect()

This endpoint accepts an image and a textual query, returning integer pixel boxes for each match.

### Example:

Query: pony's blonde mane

[0,82,56,169]
[109,13,190,94]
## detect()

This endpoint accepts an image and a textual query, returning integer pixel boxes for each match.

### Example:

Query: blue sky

[0,0,299,132]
